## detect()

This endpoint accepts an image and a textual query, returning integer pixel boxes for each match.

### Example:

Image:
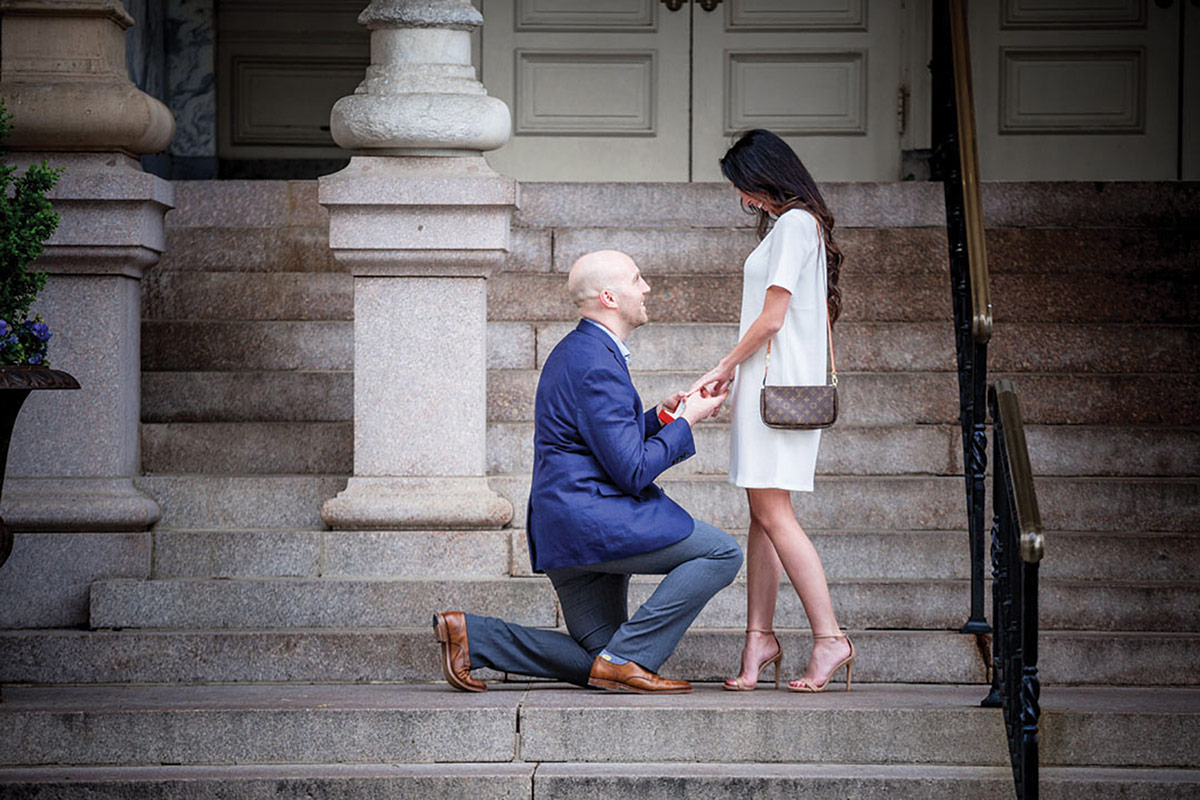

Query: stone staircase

[0,180,1197,796]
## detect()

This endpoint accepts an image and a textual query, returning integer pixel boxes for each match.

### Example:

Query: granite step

[157,224,337,273]
[531,529,1200,584]
[530,763,1200,800]
[142,320,352,371]
[149,529,513,579]
[87,575,1199,633]
[521,321,1198,374]
[139,316,1198,378]
[492,474,1200,533]
[140,366,1199,427]
[144,527,1200,584]
[489,271,1198,324]
[130,472,1200,533]
[544,224,1199,276]
[140,420,963,478]
[134,475,347,529]
[142,370,352,423]
[88,576,559,630]
[161,180,1200,234]
[514,683,1199,767]
[1,764,1198,800]
[492,370,1200,426]
[164,180,326,230]
[141,422,353,475]
[2,629,1196,687]
[142,270,352,321]
[636,577,1200,633]
[510,181,1200,230]
[0,764,534,800]
[154,219,1197,282]
[138,317,1198,374]
[490,421,1200,478]
[1,683,1197,768]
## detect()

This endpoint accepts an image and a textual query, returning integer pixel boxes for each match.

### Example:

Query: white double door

[968,0,1188,180]
[478,0,1195,182]
[479,0,904,182]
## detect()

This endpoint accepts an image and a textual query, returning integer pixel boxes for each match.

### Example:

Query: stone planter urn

[0,366,79,566]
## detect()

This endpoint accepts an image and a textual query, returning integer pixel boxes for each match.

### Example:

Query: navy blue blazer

[526,320,697,572]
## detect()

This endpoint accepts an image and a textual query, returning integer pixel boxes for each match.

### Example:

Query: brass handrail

[991,379,1044,563]
[948,0,993,344]
[983,379,1043,799]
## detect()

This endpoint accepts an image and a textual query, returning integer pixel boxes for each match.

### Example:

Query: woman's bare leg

[746,487,852,686]
[728,510,783,686]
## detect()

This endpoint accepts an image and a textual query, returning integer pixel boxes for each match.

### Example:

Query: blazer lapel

[574,319,630,376]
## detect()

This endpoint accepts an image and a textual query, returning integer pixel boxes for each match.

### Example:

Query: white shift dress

[729,208,830,492]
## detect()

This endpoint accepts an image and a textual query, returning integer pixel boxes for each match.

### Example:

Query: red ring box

[658,399,685,426]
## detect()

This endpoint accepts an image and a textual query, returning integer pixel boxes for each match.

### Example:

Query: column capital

[320,156,517,277]
[358,0,481,30]
[0,0,174,156]
[330,1,511,156]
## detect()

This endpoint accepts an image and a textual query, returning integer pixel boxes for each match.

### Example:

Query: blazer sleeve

[643,407,663,438]
[575,362,696,496]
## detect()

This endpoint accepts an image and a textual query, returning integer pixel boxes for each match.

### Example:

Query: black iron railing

[931,0,993,635]
[982,379,1044,800]
[931,5,1043,797]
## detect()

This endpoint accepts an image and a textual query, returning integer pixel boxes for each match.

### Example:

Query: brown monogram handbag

[760,314,838,430]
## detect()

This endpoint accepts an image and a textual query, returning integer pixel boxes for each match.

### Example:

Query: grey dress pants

[464,519,743,687]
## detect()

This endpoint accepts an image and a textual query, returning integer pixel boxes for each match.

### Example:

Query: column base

[321,477,514,531]
[0,477,161,532]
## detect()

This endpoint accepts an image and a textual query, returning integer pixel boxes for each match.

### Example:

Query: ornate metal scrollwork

[0,367,81,569]
[0,368,80,391]
[983,381,1043,799]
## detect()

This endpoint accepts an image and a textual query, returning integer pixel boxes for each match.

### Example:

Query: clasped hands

[657,365,736,426]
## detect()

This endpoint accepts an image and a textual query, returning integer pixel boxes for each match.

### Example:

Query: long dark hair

[719,129,843,324]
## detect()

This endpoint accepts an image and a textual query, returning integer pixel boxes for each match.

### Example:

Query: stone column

[0,1,174,542]
[319,0,514,530]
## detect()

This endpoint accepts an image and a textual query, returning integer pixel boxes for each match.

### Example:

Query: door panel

[691,0,903,182]
[481,0,692,180]
[968,0,1181,180]
[1184,0,1199,179]
[217,0,367,161]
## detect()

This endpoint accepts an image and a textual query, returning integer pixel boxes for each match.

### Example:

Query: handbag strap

[763,313,837,388]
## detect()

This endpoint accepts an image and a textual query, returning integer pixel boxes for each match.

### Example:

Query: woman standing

[688,129,854,692]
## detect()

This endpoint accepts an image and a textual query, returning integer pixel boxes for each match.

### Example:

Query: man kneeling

[434,250,741,694]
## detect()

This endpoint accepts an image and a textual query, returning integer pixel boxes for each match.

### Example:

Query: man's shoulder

[545,327,618,370]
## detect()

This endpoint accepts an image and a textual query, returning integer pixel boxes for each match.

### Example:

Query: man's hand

[681,385,728,426]
[656,391,688,420]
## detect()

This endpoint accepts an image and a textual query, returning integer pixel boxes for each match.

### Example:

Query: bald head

[566,249,651,339]
[568,250,637,309]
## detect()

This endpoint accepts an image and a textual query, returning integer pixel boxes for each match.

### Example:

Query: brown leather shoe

[433,611,486,692]
[587,654,692,694]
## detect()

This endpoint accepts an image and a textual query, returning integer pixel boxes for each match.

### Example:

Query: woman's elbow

[761,317,785,337]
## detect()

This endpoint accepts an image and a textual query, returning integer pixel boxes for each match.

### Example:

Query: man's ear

[598,289,617,309]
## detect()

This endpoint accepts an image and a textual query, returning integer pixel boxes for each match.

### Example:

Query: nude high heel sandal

[788,633,855,693]
[723,629,783,691]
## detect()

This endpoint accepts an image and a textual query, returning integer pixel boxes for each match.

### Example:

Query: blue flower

[26,353,43,365]
[5,335,16,345]
[24,320,50,342]
[0,321,7,337]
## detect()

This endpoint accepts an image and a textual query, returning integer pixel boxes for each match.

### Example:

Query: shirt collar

[581,317,631,365]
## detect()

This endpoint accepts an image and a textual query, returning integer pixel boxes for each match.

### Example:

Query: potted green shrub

[0,99,80,568]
